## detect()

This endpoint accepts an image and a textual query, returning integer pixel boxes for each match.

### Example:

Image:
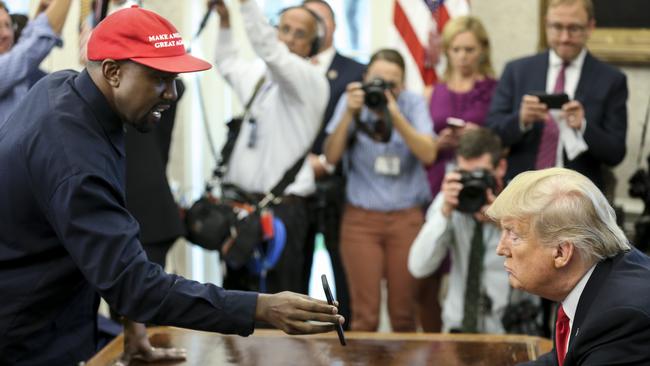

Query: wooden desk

[87,327,553,366]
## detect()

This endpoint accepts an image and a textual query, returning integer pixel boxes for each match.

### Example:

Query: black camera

[501,299,544,336]
[457,169,496,213]
[362,78,394,109]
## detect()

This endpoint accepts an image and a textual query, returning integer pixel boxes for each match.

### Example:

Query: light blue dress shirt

[326,89,434,211]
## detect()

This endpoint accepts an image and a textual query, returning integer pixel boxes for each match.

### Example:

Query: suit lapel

[565,255,616,361]
[574,52,595,102]
[528,52,550,141]
[531,51,550,92]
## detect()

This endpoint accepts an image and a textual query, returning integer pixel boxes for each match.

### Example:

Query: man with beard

[0,6,343,365]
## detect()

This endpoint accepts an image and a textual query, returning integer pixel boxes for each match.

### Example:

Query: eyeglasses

[278,25,309,41]
[546,22,588,37]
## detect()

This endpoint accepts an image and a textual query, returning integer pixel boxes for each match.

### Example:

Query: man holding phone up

[486,0,627,191]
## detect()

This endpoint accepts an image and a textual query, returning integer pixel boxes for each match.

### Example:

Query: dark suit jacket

[124,80,185,244]
[486,51,627,190]
[522,248,650,365]
[311,52,365,154]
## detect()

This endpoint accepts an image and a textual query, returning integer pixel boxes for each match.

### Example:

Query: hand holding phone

[529,91,570,109]
[321,274,346,346]
[446,117,466,128]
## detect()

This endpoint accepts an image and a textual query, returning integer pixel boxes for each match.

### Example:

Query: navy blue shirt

[0,70,258,365]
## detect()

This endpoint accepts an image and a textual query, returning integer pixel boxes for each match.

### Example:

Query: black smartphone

[321,274,346,346]
[529,91,569,109]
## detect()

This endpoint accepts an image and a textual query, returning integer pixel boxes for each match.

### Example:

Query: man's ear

[101,59,121,88]
[553,241,575,269]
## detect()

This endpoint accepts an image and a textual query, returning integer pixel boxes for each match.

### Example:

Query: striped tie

[535,62,568,169]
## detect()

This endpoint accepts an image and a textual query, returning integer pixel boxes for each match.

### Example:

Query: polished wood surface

[87,327,553,366]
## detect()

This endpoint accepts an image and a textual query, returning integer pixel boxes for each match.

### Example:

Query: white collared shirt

[408,193,510,333]
[214,0,328,196]
[311,46,336,76]
[547,49,589,164]
[560,264,596,354]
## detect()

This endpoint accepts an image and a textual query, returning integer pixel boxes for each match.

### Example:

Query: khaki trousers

[340,204,423,331]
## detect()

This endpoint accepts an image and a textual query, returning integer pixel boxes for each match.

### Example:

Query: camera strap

[212,77,267,180]
[353,105,393,143]
[201,76,311,210]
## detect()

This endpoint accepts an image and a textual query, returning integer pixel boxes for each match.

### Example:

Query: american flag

[393,0,470,92]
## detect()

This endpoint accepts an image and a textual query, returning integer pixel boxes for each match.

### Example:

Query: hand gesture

[519,95,548,127]
[208,0,230,27]
[112,321,186,366]
[36,0,52,15]
[441,170,463,217]
[255,291,344,335]
[561,100,585,130]
[473,188,496,223]
[384,89,400,118]
[345,82,364,115]
[437,127,460,151]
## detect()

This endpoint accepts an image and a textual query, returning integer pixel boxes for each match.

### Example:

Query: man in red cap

[0,6,344,366]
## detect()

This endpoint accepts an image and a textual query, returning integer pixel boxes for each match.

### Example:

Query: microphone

[194,0,219,40]
[187,0,219,53]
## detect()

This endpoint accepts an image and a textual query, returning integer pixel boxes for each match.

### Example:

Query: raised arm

[237,0,327,106]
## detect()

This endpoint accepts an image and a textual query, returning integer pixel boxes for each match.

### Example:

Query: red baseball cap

[87,5,211,73]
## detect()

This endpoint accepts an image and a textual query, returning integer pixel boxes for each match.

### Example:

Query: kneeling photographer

[322,49,436,331]
[409,128,538,334]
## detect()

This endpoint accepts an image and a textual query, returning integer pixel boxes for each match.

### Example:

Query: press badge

[375,154,400,176]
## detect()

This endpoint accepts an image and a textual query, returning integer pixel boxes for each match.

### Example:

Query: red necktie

[555,305,570,366]
[535,62,568,169]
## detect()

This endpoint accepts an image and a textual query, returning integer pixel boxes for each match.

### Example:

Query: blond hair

[441,15,494,81]
[547,0,595,20]
[487,168,629,264]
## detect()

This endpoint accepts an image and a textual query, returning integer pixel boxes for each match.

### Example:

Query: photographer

[408,128,511,333]
[323,49,436,331]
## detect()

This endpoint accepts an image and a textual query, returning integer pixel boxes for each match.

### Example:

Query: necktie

[462,220,484,333]
[555,305,570,366]
[535,62,568,169]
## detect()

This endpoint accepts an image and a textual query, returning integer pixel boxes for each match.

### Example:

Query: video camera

[457,169,496,214]
[362,78,394,109]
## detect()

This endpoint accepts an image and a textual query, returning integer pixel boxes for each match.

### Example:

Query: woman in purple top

[416,16,497,334]
[428,16,497,196]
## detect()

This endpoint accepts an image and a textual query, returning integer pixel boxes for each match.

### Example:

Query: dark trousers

[224,197,309,294]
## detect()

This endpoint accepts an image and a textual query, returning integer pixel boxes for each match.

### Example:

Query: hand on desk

[112,320,186,366]
[256,291,345,335]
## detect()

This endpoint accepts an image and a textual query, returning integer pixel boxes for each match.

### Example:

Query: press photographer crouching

[409,128,540,334]
[323,48,436,331]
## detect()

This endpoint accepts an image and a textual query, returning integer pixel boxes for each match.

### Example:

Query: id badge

[374,155,400,176]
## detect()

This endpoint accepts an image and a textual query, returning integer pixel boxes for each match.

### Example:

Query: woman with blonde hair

[427,16,497,196]
[417,15,498,333]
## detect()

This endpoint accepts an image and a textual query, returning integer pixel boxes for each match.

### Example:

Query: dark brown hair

[368,48,406,79]
[457,128,503,167]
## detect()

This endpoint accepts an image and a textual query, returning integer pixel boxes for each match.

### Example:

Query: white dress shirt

[560,264,596,354]
[547,48,589,164]
[310,46,336,76]
[408,193,510,333]
[214,0,328,196]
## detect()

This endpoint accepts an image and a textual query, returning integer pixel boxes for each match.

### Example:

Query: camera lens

[363,78,389,109]
[456,169,495,213]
